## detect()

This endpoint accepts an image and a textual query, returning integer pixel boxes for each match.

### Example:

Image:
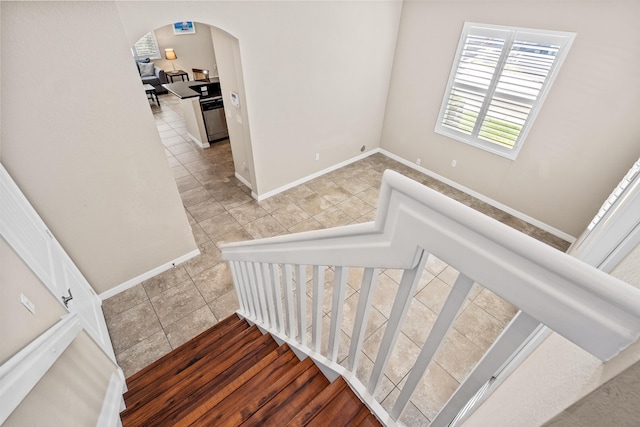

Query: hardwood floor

[120,314,381,426]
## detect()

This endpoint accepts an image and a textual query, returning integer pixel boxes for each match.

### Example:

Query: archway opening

[132,21,256,196]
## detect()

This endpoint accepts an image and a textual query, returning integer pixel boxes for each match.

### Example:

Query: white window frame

[435,22,576,160]
[131,31,161,60]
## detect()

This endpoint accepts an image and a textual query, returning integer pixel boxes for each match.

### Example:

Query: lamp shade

[165,49,177,60]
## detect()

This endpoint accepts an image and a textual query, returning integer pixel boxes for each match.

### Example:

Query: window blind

[436,23,575,159]
[442,32,506,136]
[478,39,560,148]
[132,32,160,59]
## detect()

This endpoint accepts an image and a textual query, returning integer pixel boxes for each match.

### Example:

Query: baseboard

[253,149,380,202]
[378,148,576,243]
[186,132,209,149]
[98,248,200,300]
[235,146,573,242]
[234,171,253,191]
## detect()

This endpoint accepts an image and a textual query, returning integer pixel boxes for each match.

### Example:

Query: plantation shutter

[478,33,562,148]
[436,23,575,159]
[441,27,510,137]
[132,32,160,59]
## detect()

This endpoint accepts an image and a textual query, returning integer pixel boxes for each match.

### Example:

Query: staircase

[120,314,381,426]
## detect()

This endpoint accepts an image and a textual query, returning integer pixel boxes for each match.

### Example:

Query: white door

[0,163,116,361]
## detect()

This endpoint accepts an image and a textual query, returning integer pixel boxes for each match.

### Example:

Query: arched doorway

[133,21,257,196]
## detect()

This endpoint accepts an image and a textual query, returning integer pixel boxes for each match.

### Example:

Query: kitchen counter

[161,77,224,149]
[162,77,221,99]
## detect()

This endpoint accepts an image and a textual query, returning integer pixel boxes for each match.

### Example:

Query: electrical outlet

[416,158,421,165]
[315,153,320,161]
[451,160,457,167]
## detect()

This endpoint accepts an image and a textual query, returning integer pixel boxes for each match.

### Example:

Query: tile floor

[103,93,570,425]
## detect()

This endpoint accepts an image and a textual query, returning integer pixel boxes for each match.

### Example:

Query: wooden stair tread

[123,322,261,411]
[171,344,296,426]
[305,380,374,426]
[148,332,281,426]
[120,314,382,427]
[124,313,245,394]
[286,375,348,426]
[188,351,312,426]
[239,360,330,426]
[122,326,277,425]
[358,413,384,426]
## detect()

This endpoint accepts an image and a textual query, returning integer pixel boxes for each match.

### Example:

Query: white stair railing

[221,170,640,426]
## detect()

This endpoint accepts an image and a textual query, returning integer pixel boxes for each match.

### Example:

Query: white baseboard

[249,146,572,241]
[253,149,379,202]
[234,172,253,191]
[98,249,200,300]
[97,370,127,427]
[186,132,209,149]
[378,148,576,243]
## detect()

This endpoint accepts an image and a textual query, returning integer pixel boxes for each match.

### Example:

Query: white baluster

[229,261,248,315]
[429,312,541,426]
[295,264,307,346]
[252,262,269,324]
[270,263,285,335]
[282,264,296,338]
[368,251,428,394]
[328,266,349,362]
[239,262,257,318]
[261,262,277,329]
[390,271,474,419]
[347,268,379,372]
[312,265,325,353]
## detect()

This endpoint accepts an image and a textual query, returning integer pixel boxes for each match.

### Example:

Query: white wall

[211,26,257,191]
[0,238,67,363]
[152,22,218,81]
[381,1,640,237]
[0,1,198,294]
[1,237,118,425]
[4,332,117,427]
[115,1,403,196]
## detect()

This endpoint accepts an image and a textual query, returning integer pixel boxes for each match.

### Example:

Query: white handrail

[221,169,640,424]
[0,314,83,424]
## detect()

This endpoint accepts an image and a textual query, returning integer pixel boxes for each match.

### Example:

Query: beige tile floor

[103,93,569,425]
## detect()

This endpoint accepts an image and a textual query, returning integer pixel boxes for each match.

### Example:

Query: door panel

[0,164,116,361]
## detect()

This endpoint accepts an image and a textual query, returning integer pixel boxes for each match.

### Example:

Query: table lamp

[165,48,177,70]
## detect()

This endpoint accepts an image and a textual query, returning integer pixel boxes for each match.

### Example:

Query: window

[131,31,161,60]
[435,23,575,159]
[586,158,640,233]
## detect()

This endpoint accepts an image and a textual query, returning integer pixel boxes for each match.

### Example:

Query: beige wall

[462,242,640,427]
[0,238,66,364]
[542,360,640,427]
[1,2,197,294]
[115,1,403,196]
[211,26,257,192]
[152,22,218,81]
[4,332,117,427]
[381,1,640,237]
[611,243,640,289]
[1,237,117,425]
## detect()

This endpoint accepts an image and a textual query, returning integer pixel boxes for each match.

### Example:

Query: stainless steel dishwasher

[200,96,229,142]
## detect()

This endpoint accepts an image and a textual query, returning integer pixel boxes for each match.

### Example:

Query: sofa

[136,58,168,94]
